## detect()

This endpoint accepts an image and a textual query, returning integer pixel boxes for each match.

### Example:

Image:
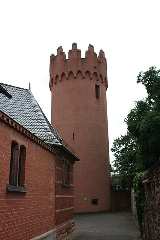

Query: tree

[137,66,160,107]
[126,66,160,169]
[111,67,160,236]
[111,133,138,189]
[111,66,160,188]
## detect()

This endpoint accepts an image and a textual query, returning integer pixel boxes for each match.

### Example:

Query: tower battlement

[50,43,108,89]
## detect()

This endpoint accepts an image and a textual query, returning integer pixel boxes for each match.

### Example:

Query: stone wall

[143,160,160,240]
[131,189,137,216]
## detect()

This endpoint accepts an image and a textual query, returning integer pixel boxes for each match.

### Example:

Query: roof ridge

[0,82,28,91]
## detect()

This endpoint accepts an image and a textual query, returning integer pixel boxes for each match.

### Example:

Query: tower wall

[50,43,111,213]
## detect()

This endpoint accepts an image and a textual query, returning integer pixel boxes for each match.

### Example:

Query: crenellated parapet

[49,43,108,90]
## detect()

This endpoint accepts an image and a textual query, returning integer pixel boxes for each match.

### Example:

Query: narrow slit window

[95,85,100,99]
[73,133,74,141]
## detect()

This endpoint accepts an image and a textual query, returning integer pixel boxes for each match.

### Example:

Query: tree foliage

[111,67,160,236]
[111,66,160,189]
[111,134,138,189]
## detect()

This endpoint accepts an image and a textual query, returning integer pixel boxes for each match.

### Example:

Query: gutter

[51,143,79,162]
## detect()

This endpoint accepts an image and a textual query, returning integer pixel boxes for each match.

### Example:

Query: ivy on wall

[133,172,147,237]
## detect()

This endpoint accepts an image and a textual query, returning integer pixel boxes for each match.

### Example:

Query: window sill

[61,183,70,188]
[6,184,27,193]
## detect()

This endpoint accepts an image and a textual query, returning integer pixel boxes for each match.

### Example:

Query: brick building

[0,83,79,240]
[50,43,111,213]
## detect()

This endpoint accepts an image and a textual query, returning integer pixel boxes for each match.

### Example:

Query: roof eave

[51,143,79,161]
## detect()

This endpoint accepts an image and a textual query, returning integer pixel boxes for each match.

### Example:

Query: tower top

[50,43,108,89]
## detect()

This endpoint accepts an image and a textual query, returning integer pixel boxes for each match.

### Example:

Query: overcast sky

[0,0,160,162]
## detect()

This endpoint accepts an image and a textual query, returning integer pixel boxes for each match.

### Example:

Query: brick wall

[143,160,160,240]
[0,120,56,240]
[55,154,75,240]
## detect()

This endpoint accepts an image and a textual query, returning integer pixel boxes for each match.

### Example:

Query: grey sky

[0,0,159,162]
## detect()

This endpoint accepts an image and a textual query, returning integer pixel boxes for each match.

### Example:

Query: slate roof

[0,84,12,99]
[0,83,63,146]
[0,83,79,160]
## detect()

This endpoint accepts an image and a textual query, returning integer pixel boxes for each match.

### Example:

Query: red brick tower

[50,43,110,213]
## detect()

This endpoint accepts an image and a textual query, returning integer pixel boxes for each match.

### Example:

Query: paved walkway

[70,212,141,240]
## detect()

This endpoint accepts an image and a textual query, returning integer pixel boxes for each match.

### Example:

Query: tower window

[92,199,99,205]
[95,85,100,99]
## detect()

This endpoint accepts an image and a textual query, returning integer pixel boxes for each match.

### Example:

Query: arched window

[62,159,70,187]
[9,141,19,185]
[18,145,26,186]
[8,141,26,192]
